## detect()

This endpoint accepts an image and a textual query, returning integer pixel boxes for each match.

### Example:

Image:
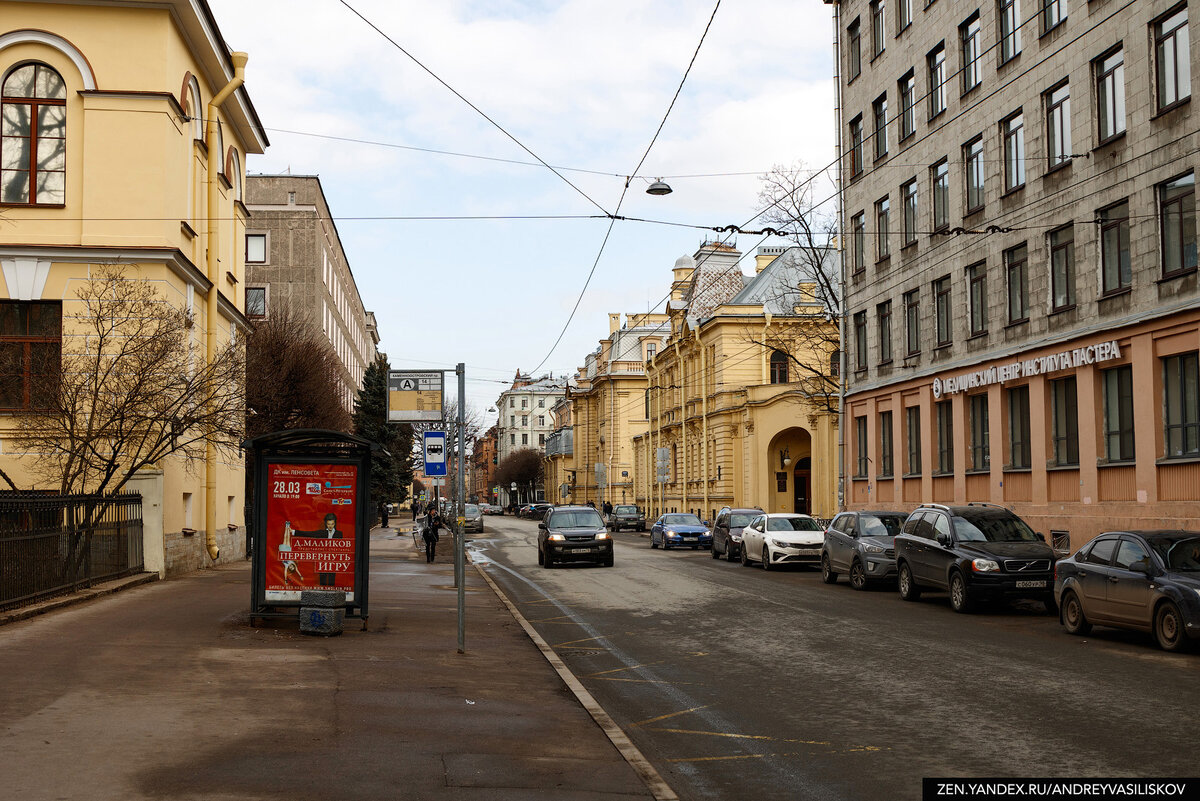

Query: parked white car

[740,513,826,570]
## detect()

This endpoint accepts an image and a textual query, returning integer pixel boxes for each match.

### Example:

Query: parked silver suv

[821,510,907,590]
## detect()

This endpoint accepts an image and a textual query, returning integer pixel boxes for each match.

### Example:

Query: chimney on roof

[756,246,786,274]
[609,313,621,334]
[670,254,695,302]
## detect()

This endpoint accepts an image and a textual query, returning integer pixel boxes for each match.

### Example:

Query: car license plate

[1015,580,1046,588]
[683,536,696,541]
[570,547,594,553]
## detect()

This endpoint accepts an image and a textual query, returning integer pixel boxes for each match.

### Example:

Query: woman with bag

[422,508,442,563]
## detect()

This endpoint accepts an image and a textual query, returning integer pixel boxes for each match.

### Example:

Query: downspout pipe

[203,52,247,561]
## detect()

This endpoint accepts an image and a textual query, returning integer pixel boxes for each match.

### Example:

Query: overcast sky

[207,0,838,414]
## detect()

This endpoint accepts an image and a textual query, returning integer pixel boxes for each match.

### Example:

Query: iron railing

[0,491,144,611]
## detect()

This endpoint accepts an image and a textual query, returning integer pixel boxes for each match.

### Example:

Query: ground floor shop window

[1163,351,1199,458]
[1102,365,1134,461]
[969,393,989,470]
[1050,377,1079,466]
[0,300,61,411]
[1007,385,1030,469]
[936,400,953,473]
[906,406,921,474]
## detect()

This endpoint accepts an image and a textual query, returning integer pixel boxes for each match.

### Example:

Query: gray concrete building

[495,372,571,504]
[244,175,379,413]
[835,0,1200,548]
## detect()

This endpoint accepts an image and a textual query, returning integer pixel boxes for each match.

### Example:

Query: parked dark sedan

[650,513,711,550]
[1055,530,1200,652]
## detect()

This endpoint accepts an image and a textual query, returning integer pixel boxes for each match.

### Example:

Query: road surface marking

[632,706,711,727]
[585,662,665,677]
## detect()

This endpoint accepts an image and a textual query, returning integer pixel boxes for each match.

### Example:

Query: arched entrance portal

[766,427,812,514]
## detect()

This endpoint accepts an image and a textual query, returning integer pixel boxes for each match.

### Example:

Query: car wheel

[761,546,772,571]
[897,562,921,601]
[711,544,721,559]
[820,553,838,584]
[849,559,867,591]
[1155,600,1190,652]
[1060,590,1091,636]
[949,571,974,613]
[537,547,544,566]
[650,536,658,549]
[740,544,751,567]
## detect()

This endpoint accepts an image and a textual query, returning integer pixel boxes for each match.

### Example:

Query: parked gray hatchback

[821,510,907,589]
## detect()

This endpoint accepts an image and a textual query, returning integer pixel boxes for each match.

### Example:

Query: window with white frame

[1002,111,1025,191]
[999,0,1021,63]
[928,44,947,118]
[960,13,982,93]
[1095,48,1125,142]
[1045,82,1071,167]
[1155,6,1190,112]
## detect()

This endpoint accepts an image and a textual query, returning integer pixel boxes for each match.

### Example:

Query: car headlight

[596,532,609,540]
[548,534,565,541]
[769,539,787,549]
[971,558,1000,572]
[864,544,885,554]
[666,530,678,538]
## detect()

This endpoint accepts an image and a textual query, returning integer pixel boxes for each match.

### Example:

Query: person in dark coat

[379,501,389,529]
[411,501,420,521]
[422,508,442,563]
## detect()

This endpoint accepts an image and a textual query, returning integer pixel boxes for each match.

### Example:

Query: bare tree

[494,448,544,504]
[739,163,843,414]
[13,264,246,495]
[245,299,351,437]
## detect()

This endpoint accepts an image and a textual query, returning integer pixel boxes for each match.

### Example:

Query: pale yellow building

[548,312,670,506]
[0,1,266,575]
[632,243,841,523]
[544,397,575,503]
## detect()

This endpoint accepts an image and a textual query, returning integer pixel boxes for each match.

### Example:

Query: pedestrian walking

[379,501,389,529]
[602,500,613,517]
[411,501,420,521]
[422,508,442,563]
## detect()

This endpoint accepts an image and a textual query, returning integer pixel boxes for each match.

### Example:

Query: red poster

[264,462,358,602]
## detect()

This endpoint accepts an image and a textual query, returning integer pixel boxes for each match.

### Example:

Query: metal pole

[455,362,466,653]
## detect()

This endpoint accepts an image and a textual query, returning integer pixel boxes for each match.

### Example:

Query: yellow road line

[632,706,711,727]
[584,662,664,677]
[646,727,832,746]
[591,677,697,685]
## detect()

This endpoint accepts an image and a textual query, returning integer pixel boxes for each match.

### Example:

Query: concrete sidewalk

[0,521,665,800]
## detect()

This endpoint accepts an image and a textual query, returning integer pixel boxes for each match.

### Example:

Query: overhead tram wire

[528,0,723,376]
[337,0,610,217]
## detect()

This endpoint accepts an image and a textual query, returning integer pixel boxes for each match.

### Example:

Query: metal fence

[0,492,144,612]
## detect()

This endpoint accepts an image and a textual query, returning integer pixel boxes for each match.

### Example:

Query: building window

[873,94,889,160]
[904,289,920,355]
[1160,172,1197,278]
[848,18,862,81]
[769,350,789,384]
[933,275,952,346]
[1002,112,1025,191]
[1096,48,1125,142]
[850,115,864,178]
[522,415,528,426]
[831,349,841,377]
[879,410,894,477]
[539,398,545,407]
[1041,0,1066,34]
[1099,200,1131,294]
[877,300,893,364]
[1164,351,1200,458]
[902,178,918,246]
[960,13,982,93]
[246,287,267,319]
[522,433,529,445]
[1050,225,1075,310]
[539,434,545,446]
[876,196,891,260]
[856,416,869,477]
[851,212,866,274]
[964,136,984,214]
[1007,385,1031,469]
[968,261,987,335]
[509,398,514,407]
[1155,7,1191,112]
[870,0,886,57]
[538,415,545,426]
[928,44,947,118]
[1103,365,1134,462]
[1,63,67,205]
[1046,83,1072,168]
[936,400,954,474]
[1051,376,1079,466]
[969,393,989,471]
[510,415,515,426]
[646,342,657,360]
[899,71,916,140]
[931,159,949,231]
[999,0,1022,63]
[906,406,922,474]
[246,233,267,264]
[1005,243,1029,322]
[854,311,868,371]
[897,0,913,31]
[521,398,528,408]
[0,300,61,410]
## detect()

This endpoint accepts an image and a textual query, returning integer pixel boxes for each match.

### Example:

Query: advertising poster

[264,462,358,602]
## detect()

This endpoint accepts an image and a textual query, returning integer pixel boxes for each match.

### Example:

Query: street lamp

[646,178,673,195]
[510,481,518,507]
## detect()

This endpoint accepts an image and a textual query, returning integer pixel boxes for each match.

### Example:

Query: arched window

[227,148,242,201]
[769,350,789,384]
[1,62,66,205]
[183,74,202,141]
[830,349,841,377]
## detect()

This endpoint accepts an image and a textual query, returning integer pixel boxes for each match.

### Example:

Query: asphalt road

[470,514,1198,801]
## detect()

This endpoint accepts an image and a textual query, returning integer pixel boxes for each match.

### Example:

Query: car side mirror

[936,533,951,547]
[1128,560,1153,577]
[538,522,547,530]
[1036,532,1046,542]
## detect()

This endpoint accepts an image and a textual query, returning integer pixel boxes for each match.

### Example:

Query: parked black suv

[893,503,1057,614]
[711,507,762,562]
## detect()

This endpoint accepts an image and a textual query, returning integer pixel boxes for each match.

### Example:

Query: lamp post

[510,481,517,509]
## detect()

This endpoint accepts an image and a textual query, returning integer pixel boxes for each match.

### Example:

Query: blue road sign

[423,431,447,477]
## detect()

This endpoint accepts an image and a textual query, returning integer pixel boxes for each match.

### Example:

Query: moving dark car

[894,503,1056,613]
[822,510,907,589]
[649,513,711,550]
[1055,530,1200,652]
[711,507,762,562]
[538,505,613,568]
[607,504,646,532]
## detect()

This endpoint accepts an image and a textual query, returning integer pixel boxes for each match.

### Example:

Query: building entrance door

[794,458,811,514]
